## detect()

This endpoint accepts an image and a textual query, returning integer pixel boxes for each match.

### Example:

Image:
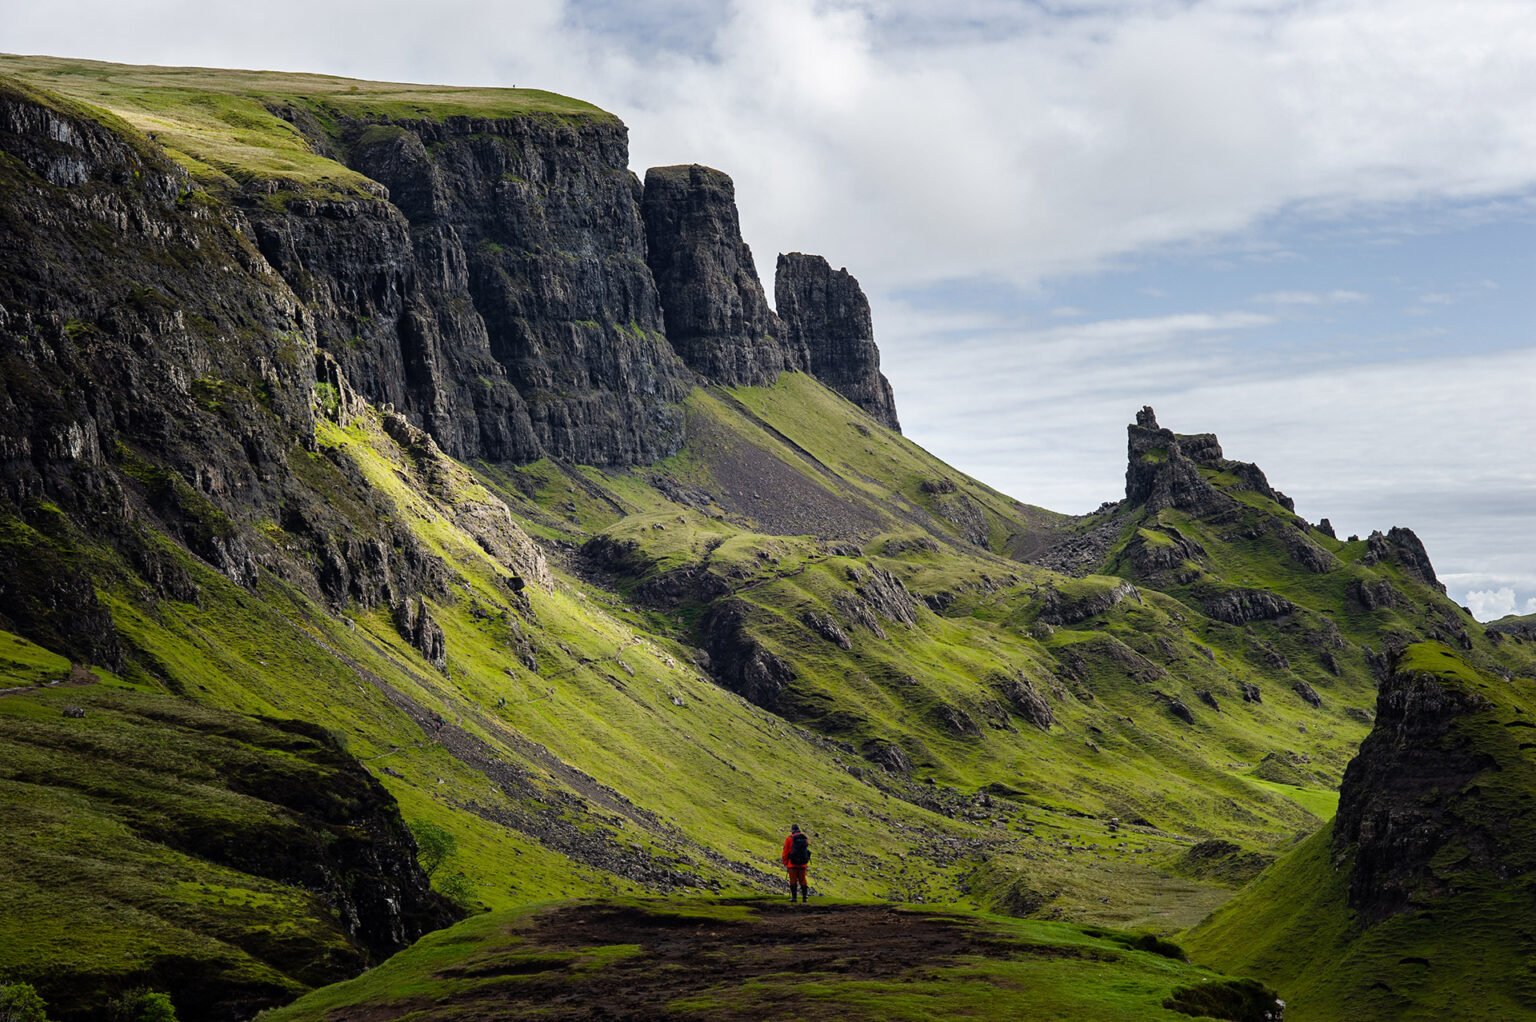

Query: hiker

[781,824,812,902]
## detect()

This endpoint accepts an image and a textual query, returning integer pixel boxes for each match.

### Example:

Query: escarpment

[258,110,692,466]
[1331,645,1511,922]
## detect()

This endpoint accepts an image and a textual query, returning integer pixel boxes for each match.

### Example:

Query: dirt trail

[335,900,1053,1021]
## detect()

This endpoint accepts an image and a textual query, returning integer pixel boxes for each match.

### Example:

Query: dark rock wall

[0,85,447,647]
[1333,654,1496,922]
[641,164,799,386]
[256,113,692,466]
[775,252,900,431]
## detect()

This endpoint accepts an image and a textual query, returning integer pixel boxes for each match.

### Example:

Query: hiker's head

[790,824,801,833]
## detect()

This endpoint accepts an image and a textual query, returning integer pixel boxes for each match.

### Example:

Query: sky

[6,0,1534,618]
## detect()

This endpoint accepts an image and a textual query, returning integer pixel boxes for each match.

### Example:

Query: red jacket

[782,832,808,867]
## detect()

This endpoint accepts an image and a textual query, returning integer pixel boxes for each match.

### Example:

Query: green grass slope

[1184,643,1536,1019]
[0,655,451,1019]
[2,58,1530,1019]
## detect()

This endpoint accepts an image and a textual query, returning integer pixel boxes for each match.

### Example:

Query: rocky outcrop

[775,253,900,431]
[1164,696,1196,725]
[393,596,447,669]
[802,609,853,650]
[1284,528,1340,574]
[837,565,918,637]
[1038,580,1138,626]
[641,165,798,386]
[309,113,689,466]
[1204,589,1295,625]
[1363,527,1445,594]
[862,738,912,775]
[1125,525,1206,579]
[1349,577,1402,612]
[1124,406,1297,520]
[700,599,795,710]
[1333,648,1497,922]
[1487,614,1536,641]
[1123,408,1235,516]
[999,676,1055,730]
[1292,680,1322,708]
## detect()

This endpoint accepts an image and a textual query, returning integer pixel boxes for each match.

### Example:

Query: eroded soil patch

[328,900,1060,1021]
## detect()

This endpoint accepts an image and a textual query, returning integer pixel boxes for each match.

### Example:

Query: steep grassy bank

[0,651,453,1020]
[1185,644,1536,1019]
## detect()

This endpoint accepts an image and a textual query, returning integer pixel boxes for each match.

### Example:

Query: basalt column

[775,252,900,431]
[642,164,801,387]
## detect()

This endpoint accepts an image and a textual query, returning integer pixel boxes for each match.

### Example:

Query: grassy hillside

[1184,643,1536,1020]
[0,653,452,1019]
[2,365,1500,1014]
[0,53,612,201]
[3,56,1531,1020]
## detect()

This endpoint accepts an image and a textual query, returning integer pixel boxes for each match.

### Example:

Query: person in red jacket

[781,824,811,902]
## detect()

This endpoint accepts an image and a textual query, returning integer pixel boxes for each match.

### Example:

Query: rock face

[1333,649,1497,922]
[1204,589,1295,625]
[1363,527,1445,594]
[260,112,692,467]
[1124,407,1291,519]
[1124,408,1235,516]
[1000,676,1055,730]
[775,253,900,431]
[700,599,796,710]
[641,165,799,386]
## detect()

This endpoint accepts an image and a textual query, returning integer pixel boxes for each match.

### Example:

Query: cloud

[1461,587,1536,622]
[9,1,1536,294]
[1253,289,1368,305]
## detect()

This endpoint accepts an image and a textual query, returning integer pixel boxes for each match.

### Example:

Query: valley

[1,55,1532,1021]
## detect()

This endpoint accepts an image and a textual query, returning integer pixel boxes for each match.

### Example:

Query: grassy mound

[261,897,1279,1021]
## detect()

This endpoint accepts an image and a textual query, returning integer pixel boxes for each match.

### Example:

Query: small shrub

[0,982,50,1022]
[410,820,456,878]
[109,988,177,1022]
[1164,978,1282,1021]
[438,870,477,910]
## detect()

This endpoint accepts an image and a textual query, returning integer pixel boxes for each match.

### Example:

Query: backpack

[789,832,811,865]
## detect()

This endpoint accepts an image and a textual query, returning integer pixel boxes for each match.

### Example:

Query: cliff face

[775,252,901,431]
[1123,406,1242,517]
[641,164,799,387]
[1331,645,1514,923]
[260,113,691,466]
[0,83,459,661]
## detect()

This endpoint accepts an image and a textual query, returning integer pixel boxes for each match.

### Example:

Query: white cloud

[1466,587,1518,620]
[1253,289,1368,305]
[8,1,1536,293]
[1460,586,1536,621]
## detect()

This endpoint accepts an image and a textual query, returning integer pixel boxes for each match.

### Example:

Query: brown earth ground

[329,900,1067,1021]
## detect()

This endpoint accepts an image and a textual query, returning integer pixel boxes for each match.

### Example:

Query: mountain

[0,54,1529,1020]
